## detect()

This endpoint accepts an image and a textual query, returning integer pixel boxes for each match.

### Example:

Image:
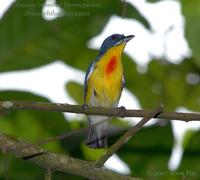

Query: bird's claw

[81,103,89,114]
[118,106,126,118]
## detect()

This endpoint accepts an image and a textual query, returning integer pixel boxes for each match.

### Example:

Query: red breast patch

[106,56,117,75]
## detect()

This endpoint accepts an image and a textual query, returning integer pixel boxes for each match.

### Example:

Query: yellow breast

[86,43,125,107]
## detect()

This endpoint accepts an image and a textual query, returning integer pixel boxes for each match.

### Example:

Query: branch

[96,105,163,167]
[0,101,199,121]
[0,101,199,179]
[0,132,141,180]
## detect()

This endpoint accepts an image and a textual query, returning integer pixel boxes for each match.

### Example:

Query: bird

[84,34,134,148]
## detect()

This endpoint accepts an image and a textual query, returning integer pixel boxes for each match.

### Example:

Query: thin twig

[0,101,199,121]
[95,105,163,167]
[122,0,126,18]
[35,128,87,147]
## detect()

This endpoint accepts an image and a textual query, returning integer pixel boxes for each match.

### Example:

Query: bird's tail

[86,116,108,148]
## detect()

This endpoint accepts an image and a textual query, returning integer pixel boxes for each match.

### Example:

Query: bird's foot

[81,103,89,114]
[118,106,126,118]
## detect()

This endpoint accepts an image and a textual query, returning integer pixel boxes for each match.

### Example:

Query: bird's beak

[123,35,135,43]
[114,35,135,46]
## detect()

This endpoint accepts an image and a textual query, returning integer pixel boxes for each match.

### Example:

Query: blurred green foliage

[0,0,200,179]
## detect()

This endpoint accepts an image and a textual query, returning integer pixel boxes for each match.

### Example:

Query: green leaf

[82,143,106,161]
[182,0,200,67]
[66,81,83,104]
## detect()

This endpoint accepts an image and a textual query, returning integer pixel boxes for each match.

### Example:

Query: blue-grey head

[98,34,135,56]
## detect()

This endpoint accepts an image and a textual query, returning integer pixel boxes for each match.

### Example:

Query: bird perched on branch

[84,34,134,148]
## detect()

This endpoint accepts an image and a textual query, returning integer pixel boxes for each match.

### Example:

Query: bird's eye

[111,35,118,40]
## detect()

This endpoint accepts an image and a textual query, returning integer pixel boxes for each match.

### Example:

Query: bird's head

[99,34,135,55]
